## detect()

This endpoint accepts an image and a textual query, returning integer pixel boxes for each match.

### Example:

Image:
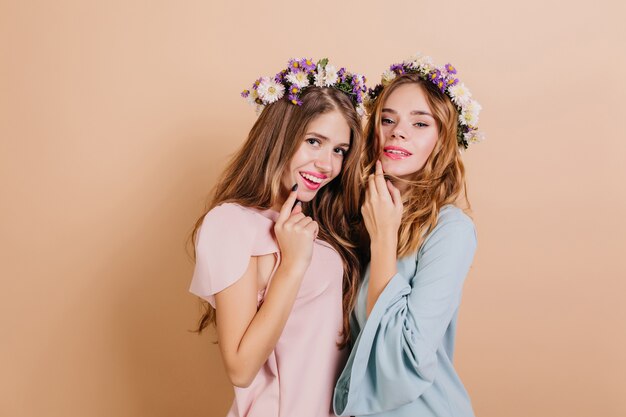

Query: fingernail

[295,201,302,207]
[291,183,298,191]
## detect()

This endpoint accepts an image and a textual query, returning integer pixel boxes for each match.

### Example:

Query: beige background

[1,0,625,416]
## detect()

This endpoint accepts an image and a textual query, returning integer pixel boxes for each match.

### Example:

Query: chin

[296,190,318,202]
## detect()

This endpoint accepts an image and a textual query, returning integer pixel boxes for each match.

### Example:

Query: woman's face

[281,109,351,202]
[378,83,439,182]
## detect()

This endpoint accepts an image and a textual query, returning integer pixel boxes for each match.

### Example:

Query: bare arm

[214,189,318,387]
[362,161,403,316]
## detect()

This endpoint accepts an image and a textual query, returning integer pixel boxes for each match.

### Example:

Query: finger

[291,201,303,216]
[368,174,377,200]
[375,159,384,175]
[387,180,402,207]
[285,212,306,226]
[375,161,392,200]
[277,184,299,224]
[304,221,318,236]
[295,216,313,229]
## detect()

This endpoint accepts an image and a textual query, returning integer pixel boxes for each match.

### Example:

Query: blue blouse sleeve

[334,208,477,415]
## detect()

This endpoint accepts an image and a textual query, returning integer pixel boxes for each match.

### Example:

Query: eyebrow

[306,131,350,148]
[382,108,433,117]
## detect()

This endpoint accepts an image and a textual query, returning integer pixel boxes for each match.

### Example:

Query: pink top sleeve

[189,203,278,307]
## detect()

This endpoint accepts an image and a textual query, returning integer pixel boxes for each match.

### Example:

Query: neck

[394,178,408,194]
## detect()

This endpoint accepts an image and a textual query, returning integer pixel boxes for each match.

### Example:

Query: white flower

[466,99,482,115]
[460,110,479,127]
[356,104,366,117]
[458,98,481,126]
[381,69,396,86]
[404,52,423,68]
[286,71,310,88]
[255,104,265,115]
[464,130,485,144]
[324,64,338,86]
[414,54,434,72]
[246,89,259,106]
[448,83,472,106]
[314,64,326,87]
[459,110,476,127]
[257,77,285,104]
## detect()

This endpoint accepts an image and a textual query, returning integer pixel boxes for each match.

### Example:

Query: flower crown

[366,53,484,150]
[241,58,368,117]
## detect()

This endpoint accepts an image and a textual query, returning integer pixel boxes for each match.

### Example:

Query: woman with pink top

[189,58,367,417]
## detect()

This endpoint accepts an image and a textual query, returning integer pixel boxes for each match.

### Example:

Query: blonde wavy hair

[361,73,470,258]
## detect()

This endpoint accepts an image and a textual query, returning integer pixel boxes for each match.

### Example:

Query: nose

[314,149,332,172]
[391,125,406,140]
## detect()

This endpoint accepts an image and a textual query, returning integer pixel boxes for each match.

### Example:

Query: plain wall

[1,0,625,416]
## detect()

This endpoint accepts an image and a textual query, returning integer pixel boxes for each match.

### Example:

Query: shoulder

[196,203,262,246]
[419,205,477,255]
[200,203,272,230]
[437,204,474,228]
[197,202,279,256]
[204,202,256,222]
[432,205,475,236]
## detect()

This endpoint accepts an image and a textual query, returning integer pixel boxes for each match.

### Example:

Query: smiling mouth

[299,171,326,190]
[383,146,412,160]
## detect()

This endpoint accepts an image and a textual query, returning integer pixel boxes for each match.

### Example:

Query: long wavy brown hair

[191,87,363,347]
[361,73,470,258]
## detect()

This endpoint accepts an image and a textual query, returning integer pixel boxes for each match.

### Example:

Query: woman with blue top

[334,54,484,417]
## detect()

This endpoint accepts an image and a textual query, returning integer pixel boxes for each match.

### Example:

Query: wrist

[370,236,398,252]
[278,258,309,277]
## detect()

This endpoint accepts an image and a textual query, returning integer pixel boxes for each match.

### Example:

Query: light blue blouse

[334,205,477,417]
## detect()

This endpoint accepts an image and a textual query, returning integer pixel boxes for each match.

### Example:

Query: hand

[274,186,319,275]
[361,161,403,246]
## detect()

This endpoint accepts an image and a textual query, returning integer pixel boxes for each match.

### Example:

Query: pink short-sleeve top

[190,203,346,417]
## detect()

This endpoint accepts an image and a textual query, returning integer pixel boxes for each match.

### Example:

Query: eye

[305,137,321,146]
[381,117,394,125]
[414,122,429,128]
[334,147,349,156]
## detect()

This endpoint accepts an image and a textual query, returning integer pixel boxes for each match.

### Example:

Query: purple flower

[447,77,459,87]
[288,93,302,106]
[390,63,404,74]
[289,85,300,95]
[289,59,302,72]
[445,63,457,74]
[252,78,262,90]
[338,67,346,81]
[300,58,316,72]
[241,89,250,98]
